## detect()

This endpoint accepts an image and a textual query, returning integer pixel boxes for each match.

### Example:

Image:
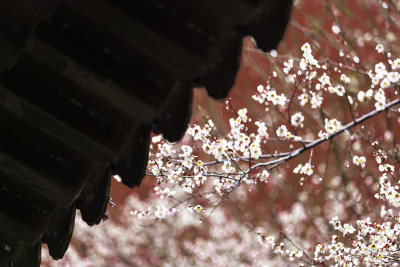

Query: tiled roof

[0,0,292,265]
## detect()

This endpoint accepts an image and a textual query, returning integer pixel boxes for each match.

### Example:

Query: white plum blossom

[340,74,350,84]
[194,174,207,185]
[257,170,270,182]
[380,77,391,89]
[318,130,329,139]
[387,71,400,83]
[298,93,309,106]
[391,58,400,69]
[291,112,304,128]
[152,166,161,176]
[379,163,394,173]
[376,44,384,53]
[276,125,289,138]
[352,156,366,168]
[182,181,194,194]
[374,89,386,110]
[152,135,163,143]
[293,163,313,176]
[266,235,275,245]
[324,118,343,134]
[249,141,262,160]
[222,161,236,173]
[310,92,323,108]
[179,145,193,158]
[283,59,294,74]
[238,108,248,122]
[375,62,387,75]
[300,42,319,70]
[319,73,331,86]
[255,121,268,137]
[357,91,366,102]
[193,205,203,213]
[154,206,167,219]
[332,24,341,34]
[267,90,287,106]
[182,158,193,170]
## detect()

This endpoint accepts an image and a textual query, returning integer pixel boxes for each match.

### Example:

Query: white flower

[241,134,251,145]
[328,86,336,94]
[152,167,161,176]
[380,78,391,89]
[193,205,203,212]
[293,165,301,173]
[357,91,365,102]
[182,159,193,169]
[374,89,386,110]
[324,119,343,134]
[293,163,313,176]
[250,142,262,160]
[375,101,385,111]
[335,85,345,97]
[332,24,340,34]
[283,59,294,73]
[319,73,331,86]
[298,93,309,106]
[301,163,313,176]
[352,156,366,168]
[154,186,162,195]
[266,235,275,244]
[238,108,248,122]
[371,75,381,85]
[179,145,193,158]
[258,170,270,182]
[376,44,384,53]
[387,72,400,83]
[291,112,304,127]
[152,135,163,143]
[161,187,175,197]
[391,58,400,69]
[375,62,387,74]
[182,182,194,194]
[318,130,329,139]
[222,161,235,173]
[267,90,287,106]
[340,74,350,83]
[284,131,292,139]
[194,174,207,185]
[255,121,269,137]
[301,42,312,54]
[202,143,213,154]
[276,125,288,138]
[267,90,278,103]
[366,89,374,98]
[300,58,307,70]
[154,206,167,219]
[369,243,378,253]
[379,163,394,173]
[310,92,323,109]
[160,143,173,157]
[295,251,304,259]
[342,223,356,235]
[300,43,318,69]
[168,173,178,183]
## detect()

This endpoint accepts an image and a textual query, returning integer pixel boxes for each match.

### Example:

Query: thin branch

[249,98,400,171]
